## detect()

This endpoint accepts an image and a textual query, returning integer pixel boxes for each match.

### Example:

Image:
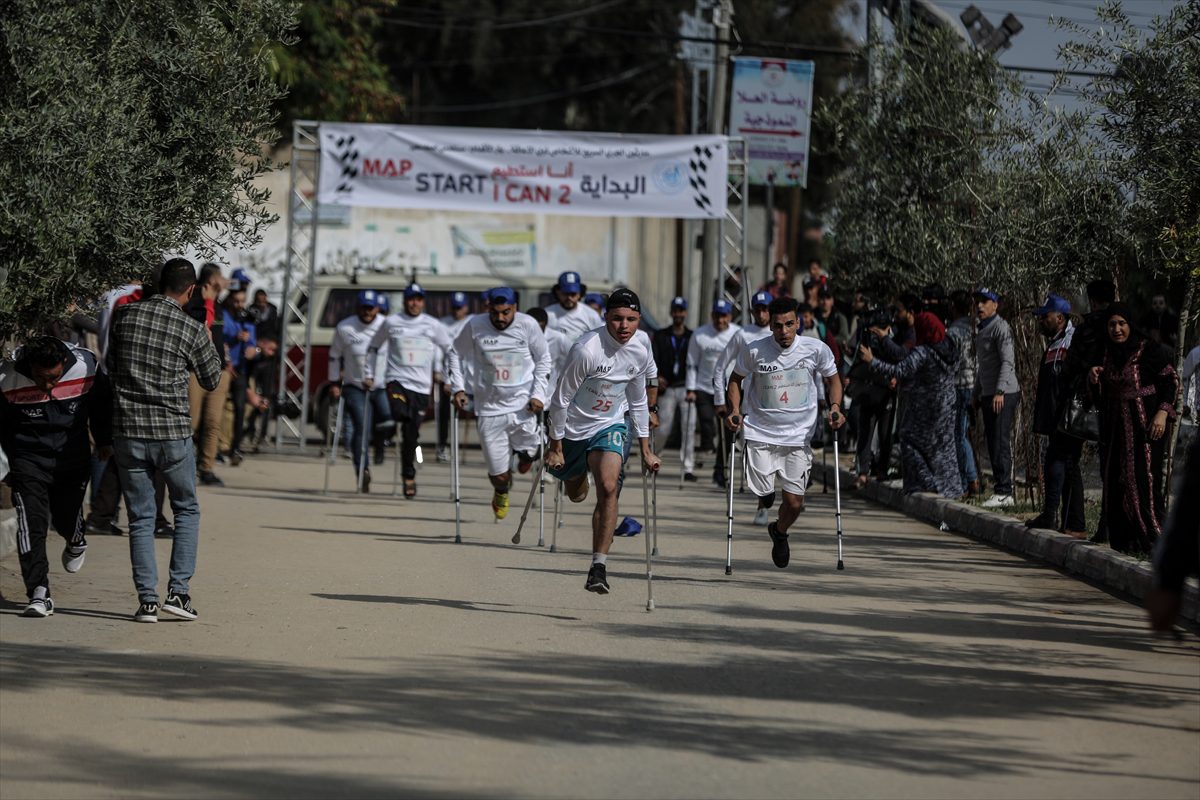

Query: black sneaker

[86,520,123,536]
[585,563,610,594]
[199,471,225,487]
[361,468,372,494]
[229,450,244,466]
[134,601,159,623]
[683,472,698,483]
[162,593,198,620]
[712,472,728,490]
[767,522,790,569]
[154,522,175,538]
[1024,513,1056,530]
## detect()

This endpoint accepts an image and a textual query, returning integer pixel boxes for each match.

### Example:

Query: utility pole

[699,0,732,309]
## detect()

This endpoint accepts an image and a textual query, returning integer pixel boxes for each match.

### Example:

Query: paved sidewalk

[1,450,1197,799]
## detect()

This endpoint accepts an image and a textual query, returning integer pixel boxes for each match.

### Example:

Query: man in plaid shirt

[107,258,222,623]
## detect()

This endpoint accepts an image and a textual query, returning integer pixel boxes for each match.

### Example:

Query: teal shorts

[549,422,629,482]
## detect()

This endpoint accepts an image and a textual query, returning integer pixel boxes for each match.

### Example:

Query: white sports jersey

[365,312,456,395]
[544,326,572,393]
[546,302,604,344]
[329,314,386,388]
[713,324,768,404]
[686,323,742,393]
[450,312,551,416]
[549,327,653,441]
[437,312,474,388]
[732,334,837,448]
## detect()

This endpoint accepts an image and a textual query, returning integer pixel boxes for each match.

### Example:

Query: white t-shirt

[544,326,572,395]
[549,327,653,441]
[733,335,837,448]
[437,312,474,389]
[329,314,386,388]
[713,324,768,404]
[450,313,551,416]
[546,302,604,344]
[366,312,457,395]
[686,323,742,393]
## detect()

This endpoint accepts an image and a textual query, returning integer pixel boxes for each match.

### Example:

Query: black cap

[606,288,641,313]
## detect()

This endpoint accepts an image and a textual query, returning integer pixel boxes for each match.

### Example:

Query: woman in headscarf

[1089,302,1179,554]
[859,311,962,497]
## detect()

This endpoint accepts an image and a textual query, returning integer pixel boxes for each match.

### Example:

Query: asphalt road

[2,445,1197,799]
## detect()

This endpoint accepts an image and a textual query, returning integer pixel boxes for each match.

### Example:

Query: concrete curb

[814,461,1199,624]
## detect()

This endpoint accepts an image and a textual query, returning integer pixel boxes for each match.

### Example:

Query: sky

[847,0,1183,98]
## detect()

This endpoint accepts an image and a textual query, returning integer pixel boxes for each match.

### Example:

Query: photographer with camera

[844,306,899,490]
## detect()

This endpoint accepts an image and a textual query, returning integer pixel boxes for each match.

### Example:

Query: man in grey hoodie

[974,288,1020,508]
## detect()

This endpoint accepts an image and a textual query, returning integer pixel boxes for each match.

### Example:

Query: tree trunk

[1162,276,1197,510]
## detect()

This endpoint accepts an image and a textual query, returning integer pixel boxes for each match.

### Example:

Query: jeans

[955,387,978,485]
[693,390,726,477]
[1043,432,1086,531]
[653,386,695,472]
[341,385,392,472]
[114,437,201,604]
[981,392,1019,496]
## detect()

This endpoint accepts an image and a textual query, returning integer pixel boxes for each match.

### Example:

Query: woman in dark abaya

[1089,303,1180,554]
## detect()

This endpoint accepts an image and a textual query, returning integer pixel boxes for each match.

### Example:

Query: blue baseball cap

[713,299,734,315]
[232,267,253,286]
[357,289,379,308]
[974,287,1000,303]
[557,271,583,294]
[670,296,688,310]
[404,282,425,299]
[751,291,772,308]
[584,292,604,306]
[1033,293,1071,317]
[450,291,468,308]
[377,294,390,314]
[486,286,516,306]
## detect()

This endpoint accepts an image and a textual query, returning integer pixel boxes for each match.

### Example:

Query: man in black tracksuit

[0,336,112,617]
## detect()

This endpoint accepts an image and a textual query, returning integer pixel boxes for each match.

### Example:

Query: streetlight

[959,4,1023,53]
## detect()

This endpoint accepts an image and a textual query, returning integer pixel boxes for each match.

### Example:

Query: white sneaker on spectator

[981,494,1014,509]
[752,508,769,526]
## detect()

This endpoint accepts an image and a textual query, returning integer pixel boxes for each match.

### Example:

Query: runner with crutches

[365,283,456,499]
[715,290,773,523]
[724,297,844,569]
[449,287,551,523]
[328,289,388,493]
[545,289,661,595]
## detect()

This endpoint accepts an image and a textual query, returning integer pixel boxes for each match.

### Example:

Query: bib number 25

[591,398,613,413]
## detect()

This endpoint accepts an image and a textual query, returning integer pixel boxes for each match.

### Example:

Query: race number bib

[398,336,433,368]
[757,367,811,410]
[482,348,526,387]
[573,376,627,419]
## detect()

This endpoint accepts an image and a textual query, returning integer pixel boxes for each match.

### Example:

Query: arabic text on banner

[728,58,815,187]
[318,125,728,220]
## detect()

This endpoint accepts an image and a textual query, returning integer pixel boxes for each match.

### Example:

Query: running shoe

[613,517,642,537]
[229,450,244,466]
[981,494,1014,509]
[134,601,159,623]
[492,491,510,520]
[516,452,535,474]
[154,522,175,538]
[683,472,698,483]
[22,597,54,618]
[199,471,225,487]
[360,467,372,494]
[585,563,610,594]
[162,593,198,621]
[436,448,449,463]
[752,508,769,527]
[767,522,790,569]
[62,539,87,573]
[86,520,123,536]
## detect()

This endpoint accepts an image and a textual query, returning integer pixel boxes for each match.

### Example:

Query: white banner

[729,57,815,187]
[318,124,726,219]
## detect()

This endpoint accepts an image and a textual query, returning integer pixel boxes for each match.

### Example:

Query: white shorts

[478,410,541,476]
[744,441,812,497]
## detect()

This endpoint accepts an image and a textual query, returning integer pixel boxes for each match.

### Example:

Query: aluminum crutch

[452,403,462,543]
[833,433,845,570]
[322,393,345,495]
[724,429,737,575]
[642,452,656,611]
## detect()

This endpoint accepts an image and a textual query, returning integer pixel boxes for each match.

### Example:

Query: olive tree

[0,0,296,338]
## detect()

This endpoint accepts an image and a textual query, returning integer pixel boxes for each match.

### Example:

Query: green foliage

[0,0,296,338]
[271,0,402,129]
[1060,0,1200,283]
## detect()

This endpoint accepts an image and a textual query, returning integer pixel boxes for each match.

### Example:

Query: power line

[379,0,629,31]
[414,59,666,113]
